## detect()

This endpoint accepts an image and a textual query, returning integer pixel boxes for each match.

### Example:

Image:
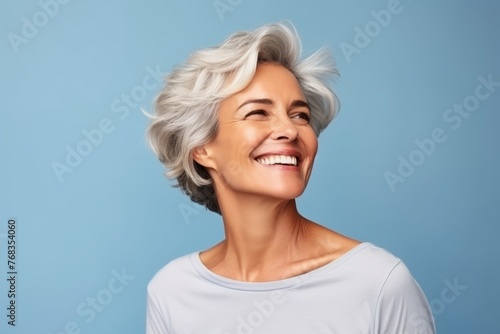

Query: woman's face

[197,63,318,201]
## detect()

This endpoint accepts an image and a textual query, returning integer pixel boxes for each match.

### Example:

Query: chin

[253,182,307,201]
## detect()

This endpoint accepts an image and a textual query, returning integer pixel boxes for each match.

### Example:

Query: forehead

[222,63,306,109]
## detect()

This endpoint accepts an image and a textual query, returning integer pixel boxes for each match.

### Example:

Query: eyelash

[245,110,268,117]
[294,112,311,122]
[245,110,311,123]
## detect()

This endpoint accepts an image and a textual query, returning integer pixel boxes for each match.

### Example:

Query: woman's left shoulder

[312,224,401,268]
[338,241,410,275]
[339,242,426,296]
[350,242,402,264]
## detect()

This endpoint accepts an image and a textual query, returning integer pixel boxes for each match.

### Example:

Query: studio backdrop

[1,0,499,333]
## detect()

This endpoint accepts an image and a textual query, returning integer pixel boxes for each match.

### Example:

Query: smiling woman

[145,22,435,334]
[193,63,319,207]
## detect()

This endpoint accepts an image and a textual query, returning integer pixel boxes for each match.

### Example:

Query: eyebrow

[236,98,310,111]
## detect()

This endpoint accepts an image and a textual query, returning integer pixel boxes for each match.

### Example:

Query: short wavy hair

[147,22,339,214]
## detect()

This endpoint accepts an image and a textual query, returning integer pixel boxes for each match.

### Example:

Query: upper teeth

[256,155,298,166]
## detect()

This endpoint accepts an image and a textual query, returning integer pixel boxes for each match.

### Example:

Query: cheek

[302,130,318,158]
[211,124,269,175]
[229,124,271,156]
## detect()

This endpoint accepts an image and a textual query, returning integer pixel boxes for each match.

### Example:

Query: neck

[212,191,313,281]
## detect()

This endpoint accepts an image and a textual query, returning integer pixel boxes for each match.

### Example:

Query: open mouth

[255,155,298,167]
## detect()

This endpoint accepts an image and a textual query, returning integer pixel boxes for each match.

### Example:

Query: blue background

[1,0,499,333]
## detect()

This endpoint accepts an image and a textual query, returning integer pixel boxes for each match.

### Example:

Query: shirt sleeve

[146,284,170,334]
[373,261,436,334]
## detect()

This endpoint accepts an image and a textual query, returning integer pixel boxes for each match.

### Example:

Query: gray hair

[147,22,339,214]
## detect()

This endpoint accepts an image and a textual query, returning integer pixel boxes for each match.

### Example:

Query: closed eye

[291,112,311,123]
[245,109,268,118]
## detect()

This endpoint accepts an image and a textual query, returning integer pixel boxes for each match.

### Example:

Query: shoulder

[308,224,399,274]
[147,252,196,296]
[374,262,435,333]
[349,243,427,294]
[357,245,436,333]
[354,244,424,297]
[339,243,435,333]
[343,242,403,274]
[146,253,197,333]
[324,243,417,297]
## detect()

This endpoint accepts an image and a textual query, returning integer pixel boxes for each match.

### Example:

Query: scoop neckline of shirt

[190,241,372,291]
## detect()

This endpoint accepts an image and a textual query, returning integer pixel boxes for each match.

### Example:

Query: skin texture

[194,63,359,282]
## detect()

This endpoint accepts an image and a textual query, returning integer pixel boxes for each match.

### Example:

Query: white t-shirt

[146,242,435,333]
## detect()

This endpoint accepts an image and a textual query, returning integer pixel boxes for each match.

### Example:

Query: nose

[270,113,298,142]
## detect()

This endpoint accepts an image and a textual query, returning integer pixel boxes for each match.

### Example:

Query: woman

[146,22,435,333]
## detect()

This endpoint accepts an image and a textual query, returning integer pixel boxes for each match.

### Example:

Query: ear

[192,145,216,169]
